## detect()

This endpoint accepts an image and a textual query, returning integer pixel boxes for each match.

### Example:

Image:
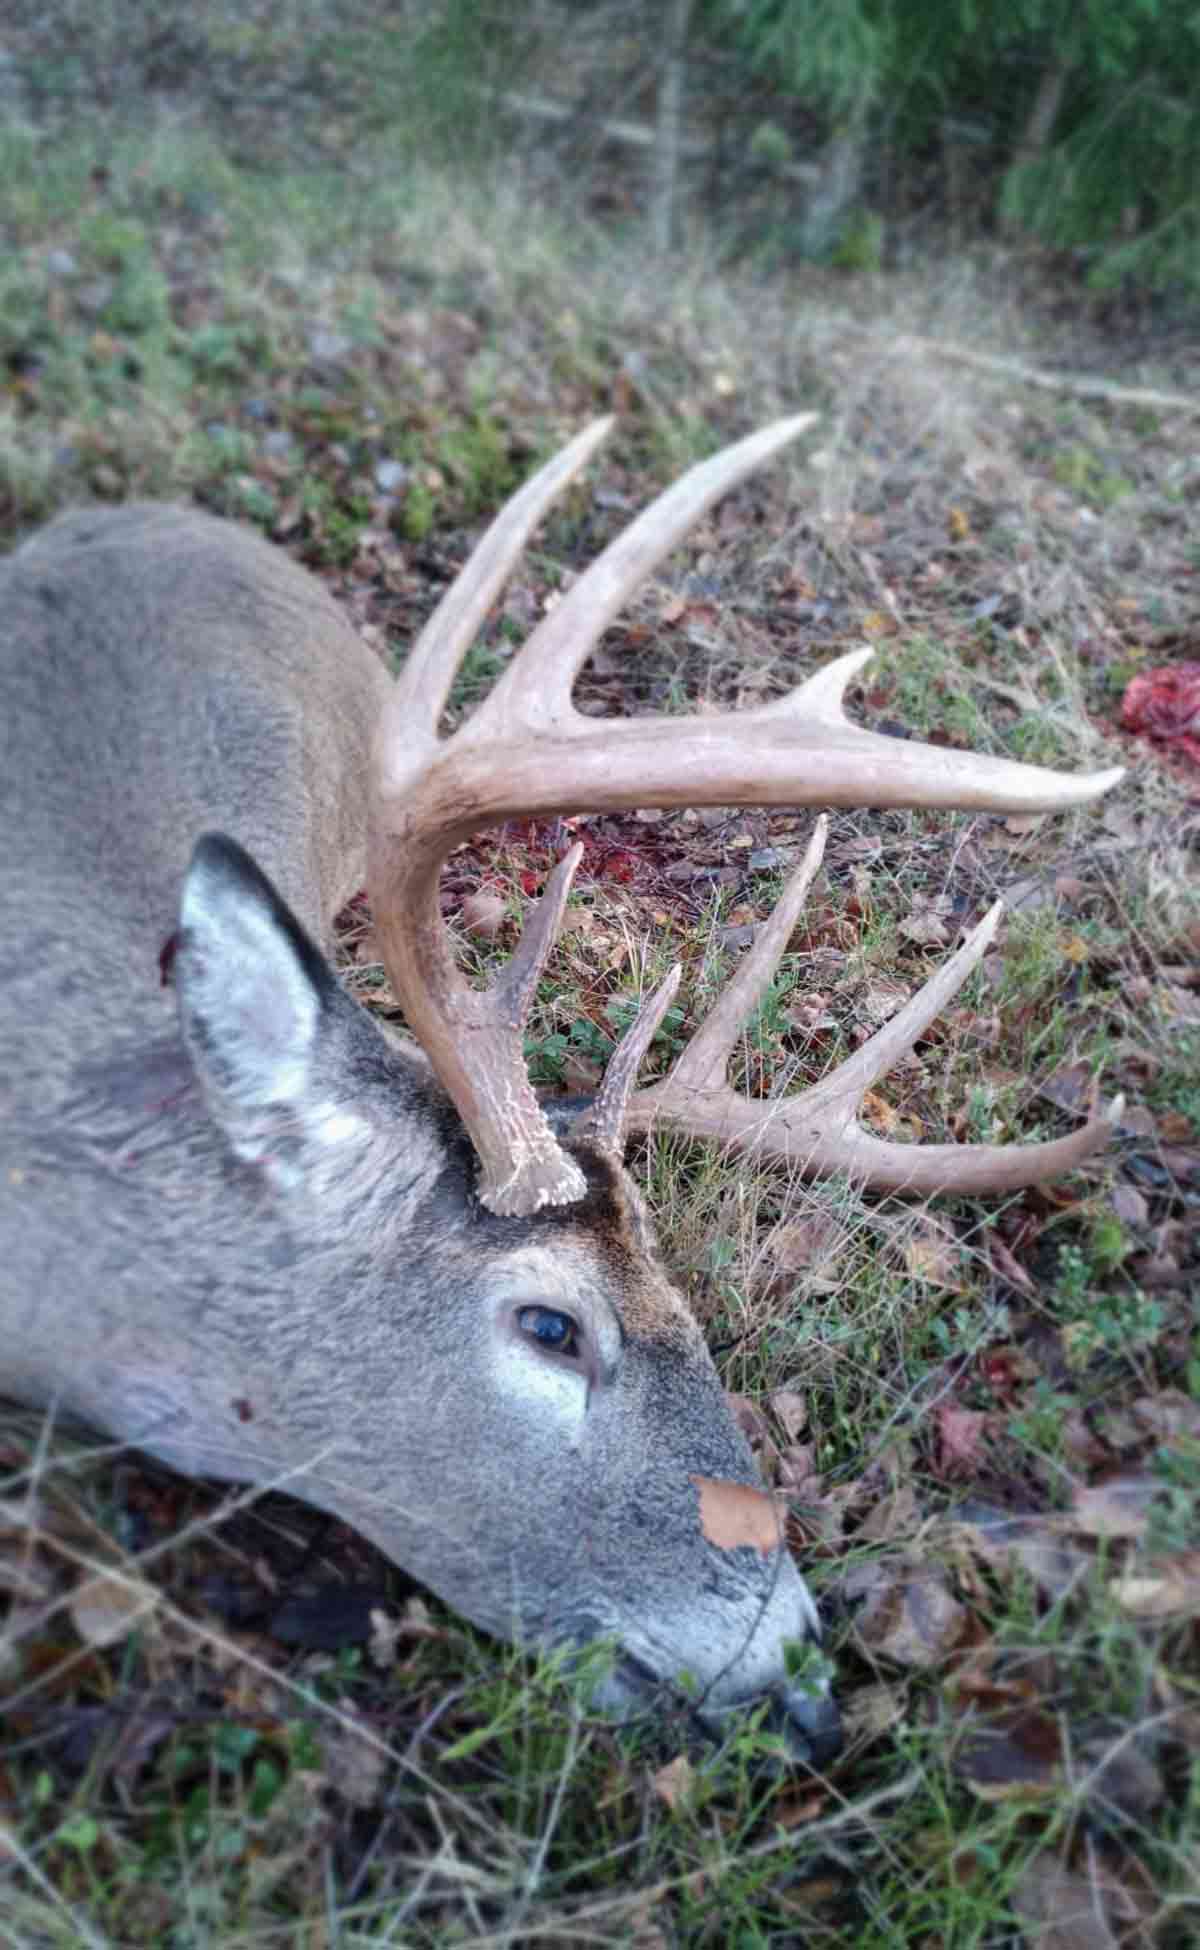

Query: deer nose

[778,1684,842,1769]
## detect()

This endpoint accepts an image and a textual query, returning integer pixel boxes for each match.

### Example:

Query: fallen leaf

[1111,1552,1200,1619]
[1010,1848,1157,1949]
[987,1238,1037,1295]
[460,889,506,939]
[903,1218,964,1290]
[979,1343,1040,1396]
[1070,1475,1158,1540]
[768,1389,808,1442]
[841,1681,907,1742]
[1078,1731,1163,1818]
[1119,660,1200,767]
[899,903,950,947]
[763,1212,847,1286]
[860,979,911,1025]
[323,1718,387,1808]
[955,1706,1063,1801]
[770,1787,828,1828]
[1110,1184,1148,1226]
[726,1394,774,1454]
[845,1558,967,1668]
[1039,1061,1096,1116]
[950,1503,1089,1604]
[857,1484,920,1543]
[691,1476,781,1556]
[776,1444,818,1494]
[936,1405,990,1476]
[862,1088,903,1135]
[651,1753,695,1811]
[70,1571,158,1648]
[1130,1390,1200,1441]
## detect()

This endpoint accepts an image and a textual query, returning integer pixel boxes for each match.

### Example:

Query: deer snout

[774,1682,843,1769]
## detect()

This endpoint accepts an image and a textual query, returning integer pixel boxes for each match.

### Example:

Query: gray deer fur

[0,500,841,1759]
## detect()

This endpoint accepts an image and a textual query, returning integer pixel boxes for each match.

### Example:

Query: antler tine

[375,416,614,786]
[570,965,682,1156]
[664,816,829,1095]
[478,413,821,731]
[626,840,1122,1194]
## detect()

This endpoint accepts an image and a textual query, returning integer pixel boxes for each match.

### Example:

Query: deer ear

[175,834,339,1154]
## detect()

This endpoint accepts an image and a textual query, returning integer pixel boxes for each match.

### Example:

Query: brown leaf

[1039,1060,1095,1115]
[937,1405,989,1476]
[955,1706,1063,1801]
[767,1389,808,1442]
[70,1571,158,1648]
[725,1394,773,1453]
[460,889,507,939]
[899,904,951,947]
[1111,1552,1200,1619]
[860,979,911,1025]
[1130,1390,1200,1441]
[1109,1184,1148,1226]
[323,1718,387,1809]
[763,1212,847,1285]
[1078,1732,1164,1818]
[904,1223,964,1291]
[950,1503,1089,1605]
[987,1237,1037,1294]
[1119,660,1200,766]
[841,1681,907,1742]
[651,1753,695,1811]
[1010,1848,1156,1950]
[691,1475,781,1556]
[846,1558,967,1668]
[857,1485,921,1544]
[1070,1475,1158,1540]
[776,1444,819,1494]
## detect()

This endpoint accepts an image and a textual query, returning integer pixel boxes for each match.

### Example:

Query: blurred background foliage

[1,0,1196,296]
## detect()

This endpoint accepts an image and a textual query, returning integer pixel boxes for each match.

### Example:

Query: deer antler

[367,417,1123,1216]
[619,818,1122,1193]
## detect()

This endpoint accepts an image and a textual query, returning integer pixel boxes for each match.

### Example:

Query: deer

[0,414,1123,1767]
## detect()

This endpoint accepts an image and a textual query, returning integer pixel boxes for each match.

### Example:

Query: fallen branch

[889,331,1200,417]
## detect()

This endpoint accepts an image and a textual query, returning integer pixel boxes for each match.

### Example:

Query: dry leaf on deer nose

[691,1476,781,1555]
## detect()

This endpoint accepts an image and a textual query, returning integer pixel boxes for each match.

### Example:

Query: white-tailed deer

[0,417,1122,1764]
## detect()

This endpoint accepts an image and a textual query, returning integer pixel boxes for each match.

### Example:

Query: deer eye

[516,1305,580,1358]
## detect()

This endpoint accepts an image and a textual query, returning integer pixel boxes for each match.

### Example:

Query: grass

[2,101,1199,1947]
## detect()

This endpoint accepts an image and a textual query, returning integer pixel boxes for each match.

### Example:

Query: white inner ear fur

[180,870,322,1107]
